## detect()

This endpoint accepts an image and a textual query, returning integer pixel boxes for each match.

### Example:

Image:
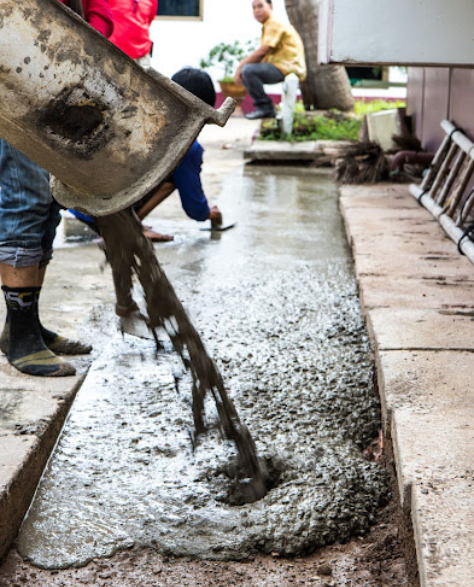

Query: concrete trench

[0,138,410,585]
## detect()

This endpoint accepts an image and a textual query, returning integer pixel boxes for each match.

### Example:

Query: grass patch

[354,99,406,117]
[258,99,406,142]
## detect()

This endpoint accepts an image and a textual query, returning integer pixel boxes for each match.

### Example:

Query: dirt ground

[0,505,408,587]
[0,440,410,587]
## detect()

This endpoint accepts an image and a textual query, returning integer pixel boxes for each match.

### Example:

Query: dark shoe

[245,108,276,120]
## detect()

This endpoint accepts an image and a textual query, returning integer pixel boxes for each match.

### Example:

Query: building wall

[407,67,474,151]
[148,0,289,80]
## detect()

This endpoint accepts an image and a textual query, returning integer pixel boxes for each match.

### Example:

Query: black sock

[2,286,75,377]
[34,289,92,355]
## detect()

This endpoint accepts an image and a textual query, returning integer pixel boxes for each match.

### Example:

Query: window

[157,0,203,19]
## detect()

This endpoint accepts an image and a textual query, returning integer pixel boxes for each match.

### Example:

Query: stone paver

[367,309,474,352]
[377,350,473,432]
[357,274,474,311]
[340,183,474,587]
[391,407,474,507]
[412,478,474,587]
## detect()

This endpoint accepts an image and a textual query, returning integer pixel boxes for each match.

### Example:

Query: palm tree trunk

[285,0,354,112]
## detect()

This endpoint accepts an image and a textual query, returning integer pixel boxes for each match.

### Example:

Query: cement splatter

[95,209,268,502]
[17,167,388,569]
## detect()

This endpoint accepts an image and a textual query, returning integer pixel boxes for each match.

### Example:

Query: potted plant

[200,40,256,107]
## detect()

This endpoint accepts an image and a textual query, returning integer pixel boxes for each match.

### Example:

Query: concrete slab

[354,251,471,279]
[244,140,322,161]
[366,109,401,151]
[341,206,440,240]
[351,227,455,244]
[340,188,420,210]
[391,407,474,507]
[340,183,413,201]
[357,275,474,311]
[376,349,473,431]
[0,387,77,434]
[411,478,474,587]
[367,309,474,351]
[0,382,82,560]
[340,182,474,586]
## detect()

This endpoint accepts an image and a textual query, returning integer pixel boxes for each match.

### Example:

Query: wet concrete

[17,167,388,568]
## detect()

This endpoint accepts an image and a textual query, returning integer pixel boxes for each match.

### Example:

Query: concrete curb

[0,369,85,559]
[243,139,354,162]
[0,245,114,561]
[339,183,474,587]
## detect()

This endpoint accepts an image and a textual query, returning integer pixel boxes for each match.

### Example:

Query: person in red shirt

[59,0,114,37]
[109,0,157,67]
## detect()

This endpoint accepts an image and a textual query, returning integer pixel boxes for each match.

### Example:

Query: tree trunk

[285,0,354,112]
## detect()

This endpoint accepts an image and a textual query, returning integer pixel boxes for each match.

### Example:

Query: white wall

[149,0,289,80]
[319,0,474,67]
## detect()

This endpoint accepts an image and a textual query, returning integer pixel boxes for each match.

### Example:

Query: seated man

[235,0,306,120]
[133,67,222,242]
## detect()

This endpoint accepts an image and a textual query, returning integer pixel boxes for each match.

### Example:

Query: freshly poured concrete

[2,123,472,586]
[16,168,388,568]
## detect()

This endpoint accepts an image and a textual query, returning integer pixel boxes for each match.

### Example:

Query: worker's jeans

[241,63,285,112]
[0,139,61,268]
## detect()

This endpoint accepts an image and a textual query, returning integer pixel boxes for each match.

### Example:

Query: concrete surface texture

[0,118,410,587]
[0,119,259,566]
[339,183,474,587]
[0,246,113,561]
[0,118,471,587]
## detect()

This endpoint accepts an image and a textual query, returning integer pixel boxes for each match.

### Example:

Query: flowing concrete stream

[17,166,388,569]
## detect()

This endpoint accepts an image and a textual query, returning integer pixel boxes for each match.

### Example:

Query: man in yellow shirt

[235,0,306,120]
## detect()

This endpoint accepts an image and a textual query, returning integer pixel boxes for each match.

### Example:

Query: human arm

[82,0,114,37]
[234,45,269,84]
[172,143,216,222]
[135,181,176,220]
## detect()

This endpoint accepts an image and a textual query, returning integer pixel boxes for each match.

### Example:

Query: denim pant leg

[241,63,285,110]
[0,139,59,268]
[40,199,63,268]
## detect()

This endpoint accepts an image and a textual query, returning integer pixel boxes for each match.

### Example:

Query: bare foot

[143,228,174,242]
[209,205,223,228]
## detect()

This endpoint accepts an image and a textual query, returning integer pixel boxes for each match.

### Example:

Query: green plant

[259,110,361,142]
[200,40,257,82]
[354,99,406,117]
[258,99,407,142]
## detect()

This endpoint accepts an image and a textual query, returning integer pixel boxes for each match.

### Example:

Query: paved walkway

[339,183,474,587]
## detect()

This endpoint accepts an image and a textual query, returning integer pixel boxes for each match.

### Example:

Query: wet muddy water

[17,167,388,569]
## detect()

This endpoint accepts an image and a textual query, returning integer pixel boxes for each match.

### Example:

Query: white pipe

[409,184,474,264]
